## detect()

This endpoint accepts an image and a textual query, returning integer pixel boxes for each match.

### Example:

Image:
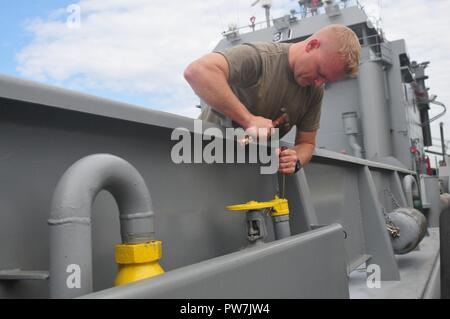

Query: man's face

[294,39,346,88]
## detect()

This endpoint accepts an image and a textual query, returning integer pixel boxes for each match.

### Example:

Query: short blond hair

[315,24,361,77]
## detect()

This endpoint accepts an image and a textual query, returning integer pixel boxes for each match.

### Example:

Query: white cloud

[16,0,450,145]
[16,0,303,117]
[16,0,264,116]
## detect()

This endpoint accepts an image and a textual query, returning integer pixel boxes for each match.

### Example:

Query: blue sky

[1,0,449,159]
[0,0,166,108]
[0,1,71,75]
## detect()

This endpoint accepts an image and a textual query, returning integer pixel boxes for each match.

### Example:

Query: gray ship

[0,0,448,299]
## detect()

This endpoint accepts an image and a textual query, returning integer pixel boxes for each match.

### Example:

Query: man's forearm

[184,60,252,128]
[294,142,315,166]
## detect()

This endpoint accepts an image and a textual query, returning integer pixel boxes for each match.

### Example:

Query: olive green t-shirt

[199,42,323,137]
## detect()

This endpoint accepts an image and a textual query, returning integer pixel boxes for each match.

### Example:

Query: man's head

[289,24,361,88]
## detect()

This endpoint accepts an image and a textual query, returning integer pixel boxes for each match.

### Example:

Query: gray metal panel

[0,97,274,297]
[81,224,349,299]
[421,176,442,227]
[313,148,415,174]
[304,162,366,273]
[0,72,416,175]
[317,78,362,154]
[358,167,399,280]
[0,74,204,132]
[387,40,418,170]
[358,52,393,160]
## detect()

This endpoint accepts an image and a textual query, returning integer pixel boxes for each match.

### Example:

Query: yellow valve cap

[271,198,290,216]
[114,262,164,286]
[226,200,275,211]
[115,241,162,264]
[226,196,289,216]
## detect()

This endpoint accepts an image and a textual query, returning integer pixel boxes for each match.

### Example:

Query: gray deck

[349,228,440,299]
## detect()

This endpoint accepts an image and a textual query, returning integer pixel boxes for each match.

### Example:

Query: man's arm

[184,53,273,131]
[278,130,316,174]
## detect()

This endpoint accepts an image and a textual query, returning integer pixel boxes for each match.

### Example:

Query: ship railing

[359,33,393,65]
[222,0,364,37]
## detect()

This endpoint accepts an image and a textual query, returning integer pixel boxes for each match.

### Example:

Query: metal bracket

[0,269,49,280]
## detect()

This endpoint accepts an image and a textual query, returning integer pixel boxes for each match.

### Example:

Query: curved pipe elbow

[402,175,419,208]
[49,154,155,242]
[49,154,155,298]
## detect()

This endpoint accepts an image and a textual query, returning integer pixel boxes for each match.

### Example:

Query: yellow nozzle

[114,241,164,286]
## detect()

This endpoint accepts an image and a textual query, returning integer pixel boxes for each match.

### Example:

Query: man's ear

[305,39,321,53]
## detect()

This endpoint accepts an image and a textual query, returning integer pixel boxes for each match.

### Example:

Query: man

[184,24,360,175]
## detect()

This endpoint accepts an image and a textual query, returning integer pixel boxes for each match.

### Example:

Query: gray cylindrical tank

[357,58,393,160]
[389,207,427,255]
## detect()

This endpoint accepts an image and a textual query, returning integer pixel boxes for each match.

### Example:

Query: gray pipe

[402,175,419,208]
[272,215,291,239]
[342,112,362,158]
[348,135,363,158]
[48,154,155,299]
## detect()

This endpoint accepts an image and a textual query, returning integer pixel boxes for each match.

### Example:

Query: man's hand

[277,147,299,175]
[244,115,275,139]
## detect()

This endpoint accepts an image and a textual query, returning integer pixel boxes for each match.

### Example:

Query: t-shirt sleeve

[296,86,323,132]
[214,44,262,88]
